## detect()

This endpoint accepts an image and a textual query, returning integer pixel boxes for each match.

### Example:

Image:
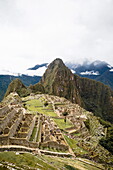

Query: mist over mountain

[66,60,113,90]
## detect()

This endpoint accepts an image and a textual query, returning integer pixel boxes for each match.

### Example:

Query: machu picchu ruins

[0,93,71,156]
[0,91,113,169]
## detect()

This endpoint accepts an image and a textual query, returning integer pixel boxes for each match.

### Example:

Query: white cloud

[0,0,113,71]
[80,71,100,76]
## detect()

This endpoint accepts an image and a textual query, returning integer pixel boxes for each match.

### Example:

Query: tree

[62,110,68,124]
[44,101,48,107]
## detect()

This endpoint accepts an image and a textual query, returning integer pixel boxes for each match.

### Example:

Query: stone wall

[9,138,39,148]
[0,135,9,145]
[9,111,23,137]
[0,109,17,132]
[0,106,10,116]
[41,141,68,151]
[27,115,36,141]
[40,114,69,151]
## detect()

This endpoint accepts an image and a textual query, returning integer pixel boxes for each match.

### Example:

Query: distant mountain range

[66,60,113,90]
[0,60,113,101]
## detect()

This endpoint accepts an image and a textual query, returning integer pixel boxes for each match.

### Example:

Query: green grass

[55,102,66,106]
[0,152,56,170]
[25,99,57,117]
[72,133,81,137]
[36,121,42,142]
[42,155,104,170]
[53,118,73,130]
[29,127,37,141]
[0,151,105,170]
[64,135,88,156]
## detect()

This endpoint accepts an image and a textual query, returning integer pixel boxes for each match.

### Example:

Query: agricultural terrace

[25,97,73,130]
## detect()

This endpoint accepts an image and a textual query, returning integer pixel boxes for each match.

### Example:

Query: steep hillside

[41,58,82,105]
[4,78,31,98]
[40,59,113,123]
[29,82,45,94]
[75,75,113,122]
[67,60,113,90]
[5,78,45,98]
[0,75,41,101]
[96,70,113,89]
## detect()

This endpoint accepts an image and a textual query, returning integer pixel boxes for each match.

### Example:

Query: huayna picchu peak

[41,58,82,105]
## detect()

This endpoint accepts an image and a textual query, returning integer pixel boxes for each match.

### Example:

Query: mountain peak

[4,78,28,98]
[41,58,82,105]
[48,58,65,69]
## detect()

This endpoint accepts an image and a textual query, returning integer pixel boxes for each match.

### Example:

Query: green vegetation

[43,100,49,107]
[4,78,44,100]
[4,78,31,98]
[0,152,56,170]
[77,76,113,123]
[99,118,113,154]
[36,121,42,142]
[64,135,88,156]
[29,127,37,141]
[42,155,104,170]
[26,99,57,117]
[29,82,45,94]
[62,110,69,123]
[0,75,41,101]
[53,118,72,130]
[0,151,105,170]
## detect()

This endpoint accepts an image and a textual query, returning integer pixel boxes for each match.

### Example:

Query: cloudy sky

[0,0,113,72]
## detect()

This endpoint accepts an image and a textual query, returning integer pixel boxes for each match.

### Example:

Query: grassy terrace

[64,135,88,156]
[0,152,56,170]
[25,99,57,117]
[53,118,73,130]
[29,127,37,141]
[25,99,73,130]
[0,152,105,170]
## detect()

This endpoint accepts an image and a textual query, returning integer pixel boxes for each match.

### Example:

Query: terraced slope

[0,152,105,170]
